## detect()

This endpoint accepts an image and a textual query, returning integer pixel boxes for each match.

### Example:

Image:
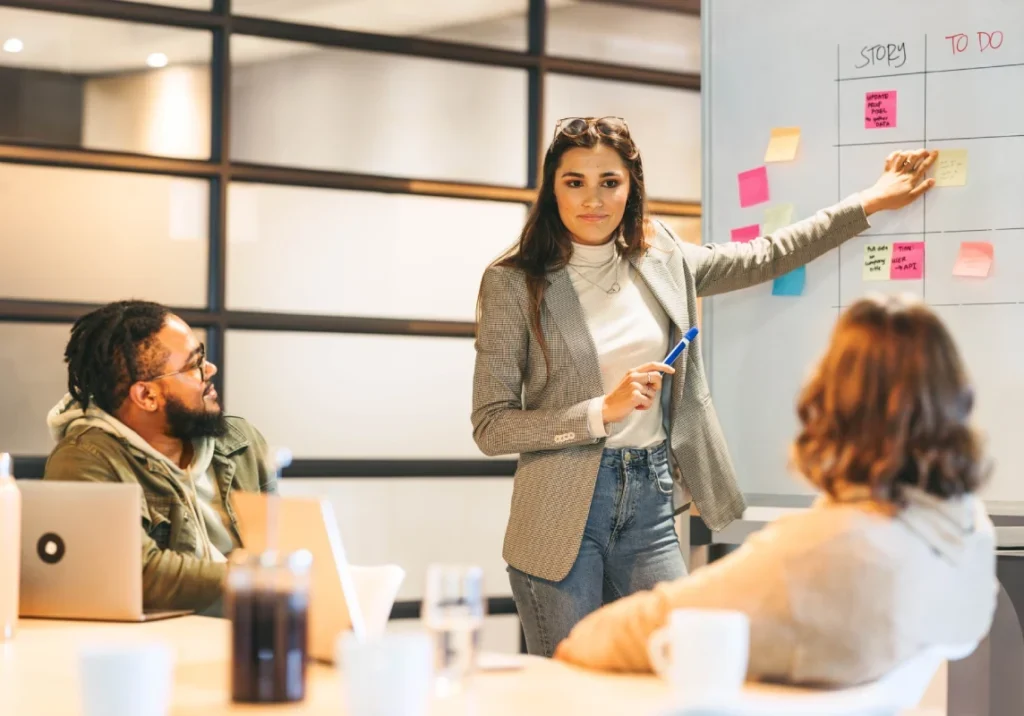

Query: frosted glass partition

[225,331,483,459]
[230,36,528,186]
[0,163,208,307]
[226,184,525,321]
[545,74,701,202]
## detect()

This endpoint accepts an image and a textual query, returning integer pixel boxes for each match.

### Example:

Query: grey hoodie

[47,394,237,561]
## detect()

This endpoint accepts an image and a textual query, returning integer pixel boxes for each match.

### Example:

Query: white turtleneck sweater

[567,239,670,449]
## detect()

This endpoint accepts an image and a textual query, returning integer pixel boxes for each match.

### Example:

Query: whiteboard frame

[697,0,1024,516]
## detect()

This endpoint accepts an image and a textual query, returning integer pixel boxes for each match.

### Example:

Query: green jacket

[43,416,276,611]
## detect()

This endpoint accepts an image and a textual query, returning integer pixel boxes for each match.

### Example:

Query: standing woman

[472,116,936,657]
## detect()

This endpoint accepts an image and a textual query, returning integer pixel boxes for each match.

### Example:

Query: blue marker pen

[662,326,699,368]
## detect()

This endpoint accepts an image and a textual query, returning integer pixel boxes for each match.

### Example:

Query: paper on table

[731,224,761,243]
[934,149,968,187]
[865,90,897,129]
[763,204,794,234]
[890,242,924,280]
[764,127,801,162]
[738,167,770,208]
[953,241,993,278]
[772,266,805,296]
[863,243,892,281]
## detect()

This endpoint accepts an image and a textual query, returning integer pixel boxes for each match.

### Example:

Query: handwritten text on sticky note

[935,149,968,186]
[764,127,801,163]
[763,204,794,234]
[863,243,892,281]
[890,241,924,280]
[953,241,993,278]
[865,91,897,129]
[731,224,761,243]
[738,166,770,208]
[772,266,806,296]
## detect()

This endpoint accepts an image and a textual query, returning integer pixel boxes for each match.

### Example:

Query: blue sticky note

[772,266,806,296]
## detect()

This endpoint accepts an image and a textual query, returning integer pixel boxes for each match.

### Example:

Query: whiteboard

[702,0,1024,507]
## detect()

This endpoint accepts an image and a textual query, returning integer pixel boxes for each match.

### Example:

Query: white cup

[647,608,750,706]
[78,641,175,716]
[338,630,434,716]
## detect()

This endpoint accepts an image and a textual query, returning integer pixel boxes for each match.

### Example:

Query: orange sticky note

[764,127,801,162]
[953,242,993,278]
[731,224,760,243]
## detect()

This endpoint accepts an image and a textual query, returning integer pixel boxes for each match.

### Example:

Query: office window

[226,184,524,320]
[0,163,208,306]
[0,7,212,158]
[225,332,481,459]
[547,3,700,73]
[230,36,528,185]
[231,0,528,51]
[545,74,701,201]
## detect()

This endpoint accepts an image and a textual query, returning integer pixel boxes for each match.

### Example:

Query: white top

[567,239,670,449]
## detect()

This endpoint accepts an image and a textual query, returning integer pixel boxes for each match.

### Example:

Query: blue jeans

[507,441,687,657]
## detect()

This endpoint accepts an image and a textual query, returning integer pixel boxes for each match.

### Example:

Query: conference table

[0,616,942,715]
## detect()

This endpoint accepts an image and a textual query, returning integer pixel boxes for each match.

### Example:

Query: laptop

[230,491,366,662]
[17,480,191,622]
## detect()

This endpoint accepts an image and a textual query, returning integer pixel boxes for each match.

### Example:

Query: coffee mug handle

[647,627,671,677]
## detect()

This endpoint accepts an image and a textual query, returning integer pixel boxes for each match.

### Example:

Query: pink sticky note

[865,90,897,129]
[890,241,924,280]
[953,242,994,278]
[738,167,770,207]
[731,224,761,243]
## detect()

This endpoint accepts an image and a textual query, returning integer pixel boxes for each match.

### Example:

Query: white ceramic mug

[338,630,434,716]
[78,641,175,716]
[648,608,750,706]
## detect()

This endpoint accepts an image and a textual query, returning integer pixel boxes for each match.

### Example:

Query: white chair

[674,641,978,716]
[348,564,406,640]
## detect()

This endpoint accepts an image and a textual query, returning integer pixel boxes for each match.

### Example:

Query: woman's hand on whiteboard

[859,149,937,215]
[601,362,675,424]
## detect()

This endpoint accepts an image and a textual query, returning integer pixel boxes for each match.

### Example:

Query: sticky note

[863,243,892,281]
[953,241,993,278]
[772,266,806,296]
[865,90,897,129]
[764,127,801,163]
[731,224,760,243]
[738,167,770,207]
[890,241,924,280]
[935,149,968,187]
[763,204,794,234]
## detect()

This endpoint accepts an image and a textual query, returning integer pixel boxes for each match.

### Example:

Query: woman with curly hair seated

[554,295,997,687]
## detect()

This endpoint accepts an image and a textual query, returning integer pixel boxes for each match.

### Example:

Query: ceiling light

[146,52,168,68]
[3,38,23,54]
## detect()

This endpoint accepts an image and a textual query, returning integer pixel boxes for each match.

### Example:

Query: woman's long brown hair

[484,118,650,369]
[791,295,987,504]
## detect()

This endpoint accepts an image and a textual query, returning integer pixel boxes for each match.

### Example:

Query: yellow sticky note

[934,149,968,186]
[863,243,892,281]
[763,204,795,234]
[764,127,801,162]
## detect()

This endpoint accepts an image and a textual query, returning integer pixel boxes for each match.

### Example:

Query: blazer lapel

[544,268,605,397]
[629,250,690,336]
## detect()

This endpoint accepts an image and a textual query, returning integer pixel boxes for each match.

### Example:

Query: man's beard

[165,394,227,441]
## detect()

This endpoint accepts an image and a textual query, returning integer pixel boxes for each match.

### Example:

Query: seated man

[43,300,275,613]
[554,295,997,687]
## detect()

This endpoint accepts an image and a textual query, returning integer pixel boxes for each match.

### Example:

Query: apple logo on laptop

[37,533,65,565]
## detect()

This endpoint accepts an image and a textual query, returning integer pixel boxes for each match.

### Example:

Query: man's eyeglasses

[553,116,630,141]
[144,343,207,383]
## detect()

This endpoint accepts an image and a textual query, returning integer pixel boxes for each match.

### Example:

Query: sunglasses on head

[553,116,630,141]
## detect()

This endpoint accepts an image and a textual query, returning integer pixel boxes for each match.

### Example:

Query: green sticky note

[772,266,805,296]
[934,149,968,187]
[763,203,795,234]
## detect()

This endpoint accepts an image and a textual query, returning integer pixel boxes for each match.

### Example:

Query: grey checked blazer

[472,195,871,582]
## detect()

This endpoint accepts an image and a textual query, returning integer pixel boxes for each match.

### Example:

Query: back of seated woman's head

[791,294,987,504]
